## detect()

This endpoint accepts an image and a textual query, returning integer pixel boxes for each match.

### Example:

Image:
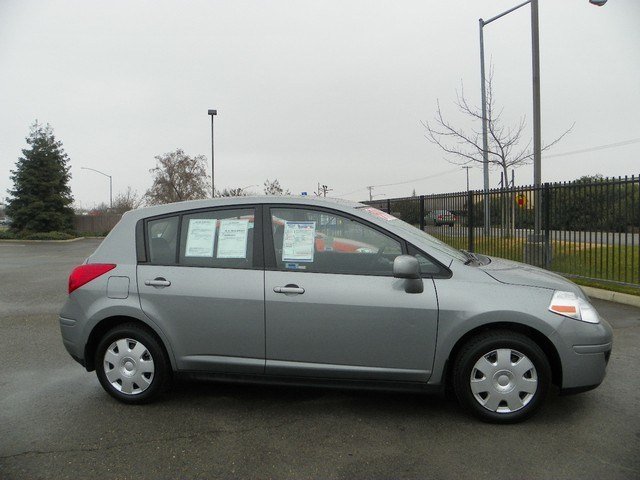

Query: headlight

[548,291,600,324]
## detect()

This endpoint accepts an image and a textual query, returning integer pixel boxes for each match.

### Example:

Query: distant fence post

[419,195,425,231]
[468,190,475,252]
[543,183,552,269]
[386,199,391,214]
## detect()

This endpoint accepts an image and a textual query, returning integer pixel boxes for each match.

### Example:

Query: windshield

[357,207,468,262]
[393,219,468,262]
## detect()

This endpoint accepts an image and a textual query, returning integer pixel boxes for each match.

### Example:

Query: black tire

[452,330,551,423]
[95,323,171,404]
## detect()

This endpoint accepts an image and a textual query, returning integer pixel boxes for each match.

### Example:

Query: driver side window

[270,208,402,275]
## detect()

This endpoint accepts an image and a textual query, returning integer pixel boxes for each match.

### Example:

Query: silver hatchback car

[60,197,612,423]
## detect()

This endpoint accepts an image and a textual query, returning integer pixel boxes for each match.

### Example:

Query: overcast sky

[1,0,639,208]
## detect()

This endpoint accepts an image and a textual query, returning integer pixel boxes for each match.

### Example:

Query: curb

[582,286,640,309]
[0,237,86,244]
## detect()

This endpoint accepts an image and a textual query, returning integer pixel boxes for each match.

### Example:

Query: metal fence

[364,175,640,288]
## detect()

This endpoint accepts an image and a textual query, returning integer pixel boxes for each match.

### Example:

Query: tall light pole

[531,0,542,235]
[80,166,112,209]
[479,16,491,236]
[479,0,606,236]
[208,109,217,198]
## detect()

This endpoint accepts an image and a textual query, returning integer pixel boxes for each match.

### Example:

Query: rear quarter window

[147,216,179,265]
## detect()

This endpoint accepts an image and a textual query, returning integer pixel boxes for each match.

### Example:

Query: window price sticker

[282,221,316,262]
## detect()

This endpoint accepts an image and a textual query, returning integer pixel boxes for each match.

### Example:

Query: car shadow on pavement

[166,377,455,415]
[149,377,596,426]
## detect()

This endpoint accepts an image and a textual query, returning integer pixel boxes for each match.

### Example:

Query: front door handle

[145,277,171,287]
[273,284,305,295]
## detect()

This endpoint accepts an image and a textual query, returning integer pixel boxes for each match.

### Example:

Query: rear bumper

[59,316,85,366]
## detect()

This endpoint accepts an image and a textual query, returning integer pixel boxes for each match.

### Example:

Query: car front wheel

[452,330,551,423]
[95,323,170,404]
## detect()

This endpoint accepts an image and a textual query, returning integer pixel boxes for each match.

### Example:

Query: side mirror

[393,255,424,294]
[393,255,421,279]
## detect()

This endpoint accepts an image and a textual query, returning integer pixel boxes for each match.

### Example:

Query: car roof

[92,195,461,267]
[123,196,367,221]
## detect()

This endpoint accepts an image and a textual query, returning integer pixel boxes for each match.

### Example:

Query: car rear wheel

[452,330,551,423]
[95,323,170,404]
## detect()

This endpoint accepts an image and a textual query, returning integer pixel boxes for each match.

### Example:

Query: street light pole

[240,184,259,194]
[479,0,604,238]
[208,109,217,198]
[80,166,112,209]
[479,19,490,236]
[479,0,531,237]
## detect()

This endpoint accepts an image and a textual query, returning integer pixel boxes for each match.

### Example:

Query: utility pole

[366,185,385,202]
[462,166,471,192]
[316,183,332,197]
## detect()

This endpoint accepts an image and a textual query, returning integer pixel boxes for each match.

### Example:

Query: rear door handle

[273,284,305,295]
[145,277,171,287]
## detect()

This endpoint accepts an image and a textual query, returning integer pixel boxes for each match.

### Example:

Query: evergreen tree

[6,122,74,232]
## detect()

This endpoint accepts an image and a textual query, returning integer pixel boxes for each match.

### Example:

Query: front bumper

[555,317,613,391]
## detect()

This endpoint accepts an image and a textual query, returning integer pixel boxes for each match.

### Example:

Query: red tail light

[68,264,116,294]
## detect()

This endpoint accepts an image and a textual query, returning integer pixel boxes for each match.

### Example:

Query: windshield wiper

[460,249,480,265]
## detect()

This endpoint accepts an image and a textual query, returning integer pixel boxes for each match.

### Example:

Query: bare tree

[263,179,290,196]
[422,71,573,184]
[112,186,144,214]
[145,149,211,205]
[217,187,248,197]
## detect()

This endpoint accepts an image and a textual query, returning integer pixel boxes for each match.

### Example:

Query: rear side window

[179,208,255,269]
[147,216,179,265]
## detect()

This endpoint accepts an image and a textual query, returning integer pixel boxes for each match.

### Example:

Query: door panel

[137,207,265,374]
[264,270,438,381]
[264,206,439,382]
[138,266,265,373]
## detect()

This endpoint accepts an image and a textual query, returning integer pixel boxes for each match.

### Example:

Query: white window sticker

[363,207,397,221]
[185,219,217,257]
[282,221,316,262]
[217,219,250,259]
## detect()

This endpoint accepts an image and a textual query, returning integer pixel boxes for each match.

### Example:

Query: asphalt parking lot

[1,239,639,480]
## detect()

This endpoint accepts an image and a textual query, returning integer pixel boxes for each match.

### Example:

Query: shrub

[23,231,75,241]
